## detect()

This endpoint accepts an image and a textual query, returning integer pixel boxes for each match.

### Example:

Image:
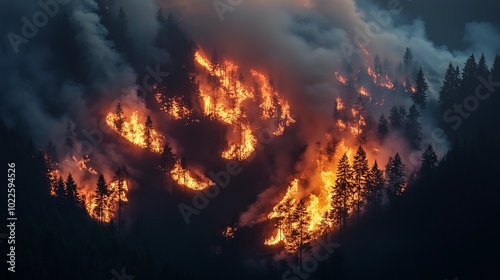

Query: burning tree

[144,115,153,150]
[114,103,126,134]
[92,174,112,224]
[291,199,312,267]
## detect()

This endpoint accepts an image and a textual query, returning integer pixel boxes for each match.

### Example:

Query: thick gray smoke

[155,0,500,226]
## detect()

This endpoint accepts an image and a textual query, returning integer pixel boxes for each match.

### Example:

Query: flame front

[170,161,213,191]
[194,50,294,160]
[106,110,164,153]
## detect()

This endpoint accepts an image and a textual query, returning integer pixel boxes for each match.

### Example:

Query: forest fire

[106,110,164,153]
[155,92,193,121]
[84,179,130,223]
[194,50,294,160]
[170,161,213,191]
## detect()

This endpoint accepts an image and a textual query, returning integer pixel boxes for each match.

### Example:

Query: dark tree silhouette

[292,199,312,267]
[160,143,176,173]
[403,47,413,79]
[385,153,405,203]
[366,161,385,214]
[114,103,125,134]
[460,54,478,96]
[413,67,428,107]
[54,175,66,204]
[439,62,461,107]
[65,173,81,207]
[332,153,353,239]
[404,104,423,150]
[353,145,369,222]
[491,54,500,82]
[326,137,340,163]
[93,174,110,224]
[477,53,490,79]
[144,115,153,150]
[377,113,389,142]
[418,144,438,179]
[389,105,405,130]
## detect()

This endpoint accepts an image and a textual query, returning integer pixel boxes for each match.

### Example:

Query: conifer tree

[353,145,369,222]
[413,67,428,107]
[377,113,389,142]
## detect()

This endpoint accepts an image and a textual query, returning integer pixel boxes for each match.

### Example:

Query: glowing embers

[250,70,295,136]
[84,179,130,223]
[194,50,295,160]
[155,92,193,121]
[222,122,257,160]
[169,160,213,191]
[264,139,358,250]
[106,110,164,153]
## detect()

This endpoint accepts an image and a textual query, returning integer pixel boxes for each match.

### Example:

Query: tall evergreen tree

[412,67,428,107]
[491,54,500,82]
[54,175,66,204]
[332,153,354,238]
[439,62,460,106]
[477,53,490,78]
[160,143,176,173]
[65,173,80,207]
[385,153,405,203]
[403,47,413,79]
[93,174,110,224]
[144,115,153,150]
[292,199,312,267]
[389,106,405,130]
[418,144,438,179]
[377,113,389,142]
[353,145,369,222]
[366,161,385,214]
[114,103,125,134]
[404,104,423,149]
[460,54,478,95]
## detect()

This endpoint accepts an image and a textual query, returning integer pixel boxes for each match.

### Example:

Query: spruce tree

[114,103,125,134]
[413,67,428,107]
[144,115,153,150]
[366,161,385,214]
[439,62,460,106]
[377,113,389,142]
[418,144,438,179]
[54,175,66,204]
[385,153,405,203]
[460,54,478,95]
[332,153,353,238]
[477,53,490,78]
[353,145,369,222]
[65,173,80,207]
[491,54,500,82]
[404,104,423,149]
[93,174,110,223]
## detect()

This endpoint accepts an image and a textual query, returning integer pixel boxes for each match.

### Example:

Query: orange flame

[106,110,164,153]
[170,161,213,191]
